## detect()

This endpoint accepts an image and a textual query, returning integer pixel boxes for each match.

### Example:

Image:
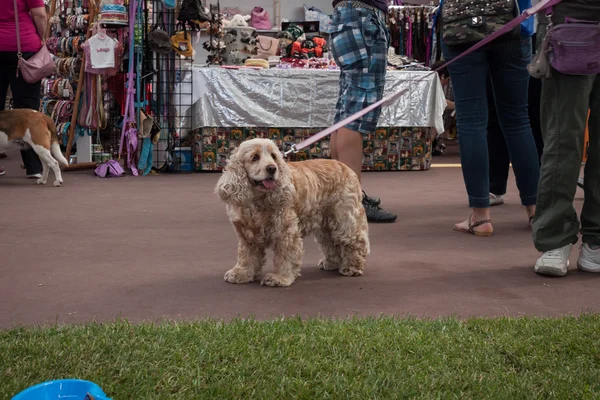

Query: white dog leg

[40,149,62,187]
[262,232,303,287]
[224,243,266,284]
[24,132,62,187]
[38,157,50,185]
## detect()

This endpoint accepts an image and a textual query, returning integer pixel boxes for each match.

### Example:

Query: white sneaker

[490,193,504,206]
[27,173,42,179]
[577,244,600,273]
[534,244,573,277]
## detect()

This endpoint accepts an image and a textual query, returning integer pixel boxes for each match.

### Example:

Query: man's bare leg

[331,131,338,160]
[334,128,363,182]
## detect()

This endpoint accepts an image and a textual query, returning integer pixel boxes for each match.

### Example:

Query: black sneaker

[363,200,397,223]
[362,191,381,207]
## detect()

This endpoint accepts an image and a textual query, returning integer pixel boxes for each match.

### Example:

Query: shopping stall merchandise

[13,1,447,175]
[388,4,441,67]
[37,0,196,174]
[172,1,446,172]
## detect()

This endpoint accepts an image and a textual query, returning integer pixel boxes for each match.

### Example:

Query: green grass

[2,315,600,399]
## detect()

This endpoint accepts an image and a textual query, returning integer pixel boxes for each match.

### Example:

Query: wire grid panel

[146,0,195,173]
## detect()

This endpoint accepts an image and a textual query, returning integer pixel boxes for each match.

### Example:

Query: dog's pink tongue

[262,179,277,190]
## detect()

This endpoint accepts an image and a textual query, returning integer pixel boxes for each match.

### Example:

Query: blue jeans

[441,38,540,208]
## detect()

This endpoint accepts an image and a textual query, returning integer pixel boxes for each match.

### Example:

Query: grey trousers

[532,70,600,251]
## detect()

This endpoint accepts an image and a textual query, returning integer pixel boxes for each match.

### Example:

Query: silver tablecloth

[175,66,446,133]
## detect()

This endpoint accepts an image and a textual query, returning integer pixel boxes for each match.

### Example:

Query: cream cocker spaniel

[215,138,370,287]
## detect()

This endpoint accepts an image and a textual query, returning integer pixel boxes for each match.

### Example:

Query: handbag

[171,26,194,58]
[251,7,272,30]
[546,18,600,76]
[255,35,279,59]
[148,11,172,54]
[13,0,56,83]
[441,0,520,47]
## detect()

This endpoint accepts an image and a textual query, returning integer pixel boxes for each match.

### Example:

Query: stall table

[175,66,446,172]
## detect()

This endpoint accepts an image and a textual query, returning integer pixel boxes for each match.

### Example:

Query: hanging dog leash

[284,0,562,157]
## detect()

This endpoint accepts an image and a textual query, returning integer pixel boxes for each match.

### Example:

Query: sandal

[454,215,493,237]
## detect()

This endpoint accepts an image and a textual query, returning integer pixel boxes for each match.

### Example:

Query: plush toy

[225,14,251,27]
[277,24,304,58]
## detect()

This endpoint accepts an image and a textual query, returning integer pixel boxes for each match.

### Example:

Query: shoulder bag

[441,0,521,47]
[13,0,56,83]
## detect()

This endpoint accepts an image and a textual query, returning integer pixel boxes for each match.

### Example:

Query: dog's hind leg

[37,148,62,187]
[24,129,62,187]
[315,229,342,271]
[330,198,370,277]
[37,156,49,185]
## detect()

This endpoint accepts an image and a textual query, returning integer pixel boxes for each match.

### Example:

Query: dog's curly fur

[215,138,370,287]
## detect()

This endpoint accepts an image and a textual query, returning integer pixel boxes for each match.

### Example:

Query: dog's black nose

[266,165,277,175]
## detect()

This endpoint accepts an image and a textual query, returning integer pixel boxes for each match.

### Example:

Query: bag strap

[13,0,22,57]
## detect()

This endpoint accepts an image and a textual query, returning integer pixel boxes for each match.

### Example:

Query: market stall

[175,66,446,172]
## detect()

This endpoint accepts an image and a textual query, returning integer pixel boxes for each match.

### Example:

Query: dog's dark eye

[271,153,277,160]
[252,154,260,162]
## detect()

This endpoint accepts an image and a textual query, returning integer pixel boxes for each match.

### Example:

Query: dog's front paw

[53,180,61,187]
[261,272,295,287]
[36,178,44,185]
[318,258,338,271]
[338,267,363,277]
[224,267,254,284]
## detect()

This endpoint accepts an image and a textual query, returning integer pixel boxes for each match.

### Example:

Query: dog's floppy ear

[215,146,251,206]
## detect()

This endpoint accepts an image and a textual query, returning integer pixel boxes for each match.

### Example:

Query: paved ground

[0,145,595,329]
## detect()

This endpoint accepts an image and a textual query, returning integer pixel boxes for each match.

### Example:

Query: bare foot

[454,215,493,236]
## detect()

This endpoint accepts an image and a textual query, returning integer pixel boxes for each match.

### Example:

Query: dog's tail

[45,114,69,167]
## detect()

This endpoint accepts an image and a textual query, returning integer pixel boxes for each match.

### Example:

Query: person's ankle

[525,205,536,217]
[471,209,490,222]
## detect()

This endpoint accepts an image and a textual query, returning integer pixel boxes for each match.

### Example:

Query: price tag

[63,89,70,98]
[428,22,433,29]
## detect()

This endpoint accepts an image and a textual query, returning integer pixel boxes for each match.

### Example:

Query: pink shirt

[0,0,44,52]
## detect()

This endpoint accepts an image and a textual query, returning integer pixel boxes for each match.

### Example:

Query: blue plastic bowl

[12,379,111,400]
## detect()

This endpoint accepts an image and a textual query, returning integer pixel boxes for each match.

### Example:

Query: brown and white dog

[215,138,370,287]
[0,109,69,186]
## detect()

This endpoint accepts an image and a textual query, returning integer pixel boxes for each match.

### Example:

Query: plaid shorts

[330,3,390,135]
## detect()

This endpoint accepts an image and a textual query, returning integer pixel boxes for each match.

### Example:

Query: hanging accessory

[13,0,56,83]
[177,0,211,25]
[148,10,173,54]
[118,0,140,176]
[171,25,194,58]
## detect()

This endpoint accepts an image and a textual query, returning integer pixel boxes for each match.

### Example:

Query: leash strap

[284,0,563,157]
